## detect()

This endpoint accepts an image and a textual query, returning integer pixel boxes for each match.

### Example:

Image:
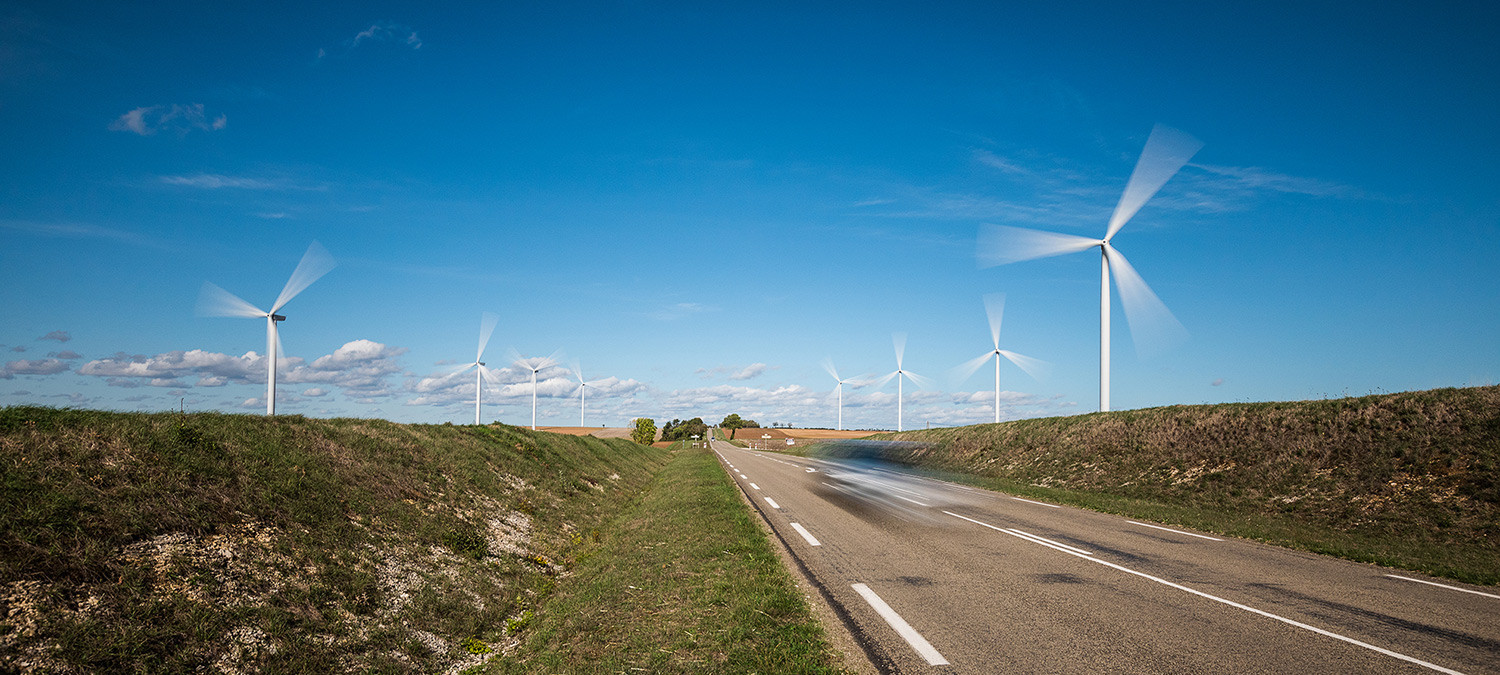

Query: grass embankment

[0,407,669,673]
[856,386,1500,585]
[494,442,846,674]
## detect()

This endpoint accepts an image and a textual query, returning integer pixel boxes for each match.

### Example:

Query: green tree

[721,414,758,439]
[631,418,657,445]
[660,417,708,443]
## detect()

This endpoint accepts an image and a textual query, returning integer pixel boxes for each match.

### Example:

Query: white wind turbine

[571,360,607,427]
[952,294,1050,424]
[871,333,934,432]
[196,241,336,416]
[978,124,1200,412]
[510,350,561,430]
[462,312,501,425]
[819,358,859,431]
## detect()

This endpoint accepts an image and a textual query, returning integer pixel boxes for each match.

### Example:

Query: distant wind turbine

[819,358,858,431]
[871,333,934,432]
[952,294,1050,424]
[196,241,336,416]
[511,350,561,430]
[463,312,500,425]
[571,360,606,427]
[977,124,1200,412]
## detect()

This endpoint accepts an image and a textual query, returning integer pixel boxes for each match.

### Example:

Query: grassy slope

[494,444,846,674]
[858,386,1500,585]
[0,407,669,673]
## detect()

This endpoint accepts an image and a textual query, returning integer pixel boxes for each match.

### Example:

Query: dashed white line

[764,497,780,509]
[893,494,930,507]
[1386,575,1500,600]
[851,583,950,666]
[750,483,761,490]
[789,522,822,546]
[944,511,1466,675]
[1128,521,1223,541]
[1011,496,1061,508]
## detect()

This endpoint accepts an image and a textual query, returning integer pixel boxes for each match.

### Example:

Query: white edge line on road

[944,512,1091,555]
[1004,528,1095,556]
[750,483,760,490]
[942,511,1467,675]
[764,497,780,509]
[850,583,950,666]
[789,522,821,546]
[1128,521,1223,541]
[1011,496,1061,508]
[1385,575,1500,600]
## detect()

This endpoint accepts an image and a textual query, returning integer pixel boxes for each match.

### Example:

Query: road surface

[709,440,1499,674]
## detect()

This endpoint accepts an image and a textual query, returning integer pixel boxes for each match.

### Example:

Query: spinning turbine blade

[820,357,841,383]
[477,311,499,362]
[998,349,1051,382]
[978,225,1099,268]
[1103,245,1188,358]
[271,241,336,314]
[952,351,996,384]
[1104,124,1203,241]
[892,333,907,370]
[274,328,288,368]
[903,369,937,390]
[983,293,1006,349]
[196,282,266,318]
[871,370,899,389]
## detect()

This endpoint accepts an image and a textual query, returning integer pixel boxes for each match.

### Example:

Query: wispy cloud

[0,220,160,247]
[318,22,423,60]
[38,330,70,343]
[109,103,226,136]
[1189,163,1367,200]
[650,302,717,321]
[158,174,325,191]
[696,363,776,381]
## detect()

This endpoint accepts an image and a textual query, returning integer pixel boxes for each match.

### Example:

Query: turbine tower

[196,242,336,416]
[511,350,560,430]
[977,124,1199,412]
[952,294,1049,424]
[872,333,932,432]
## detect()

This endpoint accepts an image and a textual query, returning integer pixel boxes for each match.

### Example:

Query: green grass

[802,386,1500,585]
[492,442,848,674]
[0,407,670,673]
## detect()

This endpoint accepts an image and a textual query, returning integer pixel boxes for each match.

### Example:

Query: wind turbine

[952,294,1050,424]
[977,124,1200,412]
[571,360,606,427]
[871,333,933,432]
[511,350,561,430]
[819,358,857,431]
[462,312,500,425]
[196,242,336,416]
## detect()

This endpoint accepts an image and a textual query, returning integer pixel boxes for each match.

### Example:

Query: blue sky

[2,1,1497,429]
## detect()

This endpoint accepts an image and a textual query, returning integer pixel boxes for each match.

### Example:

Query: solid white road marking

[764,497,780,509]
[790,522,822,546]
[1128,521,1223,541]
[1003,528,1095,556]
[750,483,760,490]
[943,511,1467,675]
[1011,496,1061,508]
[851,583,950,666]
[1386,575,1500,600]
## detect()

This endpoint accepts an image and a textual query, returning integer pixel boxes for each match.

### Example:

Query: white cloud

[1,358,71,378]
[320,22,423,60]
[109,104,226,136]
[303,387,329,397]
[696,363,776,381]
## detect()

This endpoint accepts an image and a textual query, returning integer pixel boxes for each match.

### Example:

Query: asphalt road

[709,440,1500,674]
